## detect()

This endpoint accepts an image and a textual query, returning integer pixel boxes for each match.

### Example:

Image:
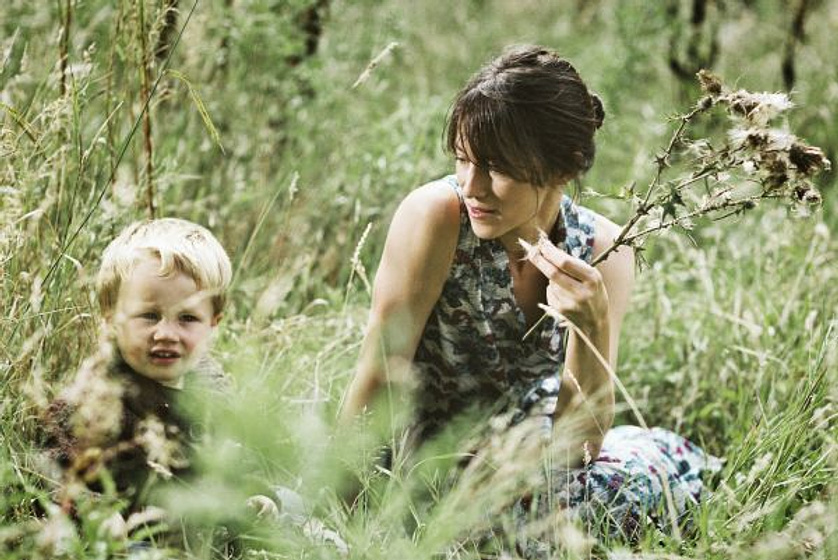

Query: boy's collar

[157,376,185,390]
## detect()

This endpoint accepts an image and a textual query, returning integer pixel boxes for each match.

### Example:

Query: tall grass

[2,0,836,558]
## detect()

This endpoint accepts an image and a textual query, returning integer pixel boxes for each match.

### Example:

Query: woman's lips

[466,204,496,219]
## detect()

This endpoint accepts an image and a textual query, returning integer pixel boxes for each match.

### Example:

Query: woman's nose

[461,163,490,198]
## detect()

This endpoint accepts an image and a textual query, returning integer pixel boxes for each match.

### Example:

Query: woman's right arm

[339,181,461,422]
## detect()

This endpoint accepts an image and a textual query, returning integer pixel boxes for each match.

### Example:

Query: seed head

[789,143,831,176]
[726,90,793,127]
[697,69,723,97]
[794,184,822,205]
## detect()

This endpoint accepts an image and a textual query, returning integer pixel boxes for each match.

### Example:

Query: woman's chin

[469,223,501,240]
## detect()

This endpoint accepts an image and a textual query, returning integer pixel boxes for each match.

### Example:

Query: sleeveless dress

[410,175,720,543]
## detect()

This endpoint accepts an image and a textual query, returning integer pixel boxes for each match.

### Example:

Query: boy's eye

[180,314,200,323]
[139,312,160,321]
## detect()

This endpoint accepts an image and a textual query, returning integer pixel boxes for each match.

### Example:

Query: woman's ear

[545,170,573,191]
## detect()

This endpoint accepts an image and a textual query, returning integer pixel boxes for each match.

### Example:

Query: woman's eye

[488,166,508,178]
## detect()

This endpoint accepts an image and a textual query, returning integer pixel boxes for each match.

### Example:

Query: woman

[341,45,717,543]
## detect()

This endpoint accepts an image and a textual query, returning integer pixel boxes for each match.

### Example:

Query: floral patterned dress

[410,175,719,541]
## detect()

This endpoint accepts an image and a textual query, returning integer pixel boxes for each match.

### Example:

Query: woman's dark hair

[445,45,604,187]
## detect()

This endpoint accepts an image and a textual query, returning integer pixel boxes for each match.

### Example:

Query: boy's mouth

[149,349,181,364]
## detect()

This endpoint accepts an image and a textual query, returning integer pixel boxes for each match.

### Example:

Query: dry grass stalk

[352,42,400,89]
[58,0,72,97]
[137,0,156,218]
[345,221,374,304]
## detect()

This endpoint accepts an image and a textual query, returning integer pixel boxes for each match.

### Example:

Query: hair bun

[590,92,605,129]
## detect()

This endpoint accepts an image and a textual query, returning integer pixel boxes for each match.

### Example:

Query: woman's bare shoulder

[376,179,459,298]
[384,179,462,255]
[396,178,461,227]
[591,212,626,259]
[590,211,635,317]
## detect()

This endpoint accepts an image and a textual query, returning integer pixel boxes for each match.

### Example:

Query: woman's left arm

[528,213,634,462]
[589,213,635,368]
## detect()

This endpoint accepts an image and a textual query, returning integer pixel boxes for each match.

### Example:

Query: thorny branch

[591,70,830,267]
[592,102,706,266]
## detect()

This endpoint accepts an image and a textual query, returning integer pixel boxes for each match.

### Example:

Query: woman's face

[455,141,556,249]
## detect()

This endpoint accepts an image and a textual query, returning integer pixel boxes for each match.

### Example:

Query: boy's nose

[152,320,179,341]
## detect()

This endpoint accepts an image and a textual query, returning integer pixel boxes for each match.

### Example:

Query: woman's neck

[499,186,563,259]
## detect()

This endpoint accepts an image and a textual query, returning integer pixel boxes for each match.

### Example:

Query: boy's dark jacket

[43,352,229,512]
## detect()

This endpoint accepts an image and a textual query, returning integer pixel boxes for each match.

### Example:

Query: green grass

[2,0,837,558]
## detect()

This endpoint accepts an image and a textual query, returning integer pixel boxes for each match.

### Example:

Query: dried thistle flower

[63,340,123,448]
[135,416,189,475]
[789,143,831,176]
[517,238,540,261]
[697,69,723,97]
[726,90,794,126]
[517,229,554,262]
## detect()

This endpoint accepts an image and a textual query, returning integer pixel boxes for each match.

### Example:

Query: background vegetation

[2,0,836,558]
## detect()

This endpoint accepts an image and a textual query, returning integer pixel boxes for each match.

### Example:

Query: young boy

[44,218,232,514]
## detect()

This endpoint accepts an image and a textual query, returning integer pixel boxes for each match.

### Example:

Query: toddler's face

[110,257,219,387]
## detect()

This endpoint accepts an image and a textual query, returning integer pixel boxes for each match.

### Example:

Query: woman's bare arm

[339,181,461,422]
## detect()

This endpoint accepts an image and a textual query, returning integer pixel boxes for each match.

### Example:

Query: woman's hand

[522,233,610,336]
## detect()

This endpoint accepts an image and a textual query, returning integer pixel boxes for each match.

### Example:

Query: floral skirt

[513,425,721,549]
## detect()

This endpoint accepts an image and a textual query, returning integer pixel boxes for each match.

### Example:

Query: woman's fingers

[524,245,590,292]
[520,235,609,331]
[537,238,595,283]
[531,252,581,292]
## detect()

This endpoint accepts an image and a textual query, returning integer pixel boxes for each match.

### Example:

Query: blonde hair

[96,218,232,316]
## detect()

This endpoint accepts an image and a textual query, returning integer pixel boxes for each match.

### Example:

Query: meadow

[1,1,836,558]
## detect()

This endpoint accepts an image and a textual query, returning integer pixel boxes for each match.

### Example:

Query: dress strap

[444,174,462,200]
[559,195,597,264]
